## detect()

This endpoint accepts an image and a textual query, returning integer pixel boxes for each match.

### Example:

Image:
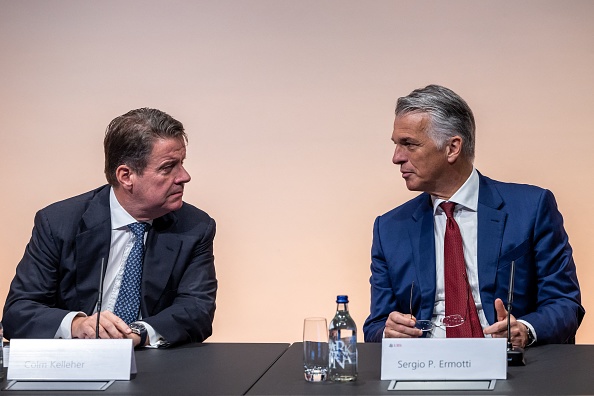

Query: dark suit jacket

[363,173,584,344]
[3,185,217,346]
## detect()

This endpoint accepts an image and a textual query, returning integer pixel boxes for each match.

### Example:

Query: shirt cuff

[517,319,537,346]
[137,321,168,348]
[55,312,87,339]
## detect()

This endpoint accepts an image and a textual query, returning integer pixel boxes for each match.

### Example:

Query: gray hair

[395,85,475,161]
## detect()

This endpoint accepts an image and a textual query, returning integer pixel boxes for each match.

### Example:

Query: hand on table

[71,310,141,346]
[483,298,529,348]
[384,311,424,338]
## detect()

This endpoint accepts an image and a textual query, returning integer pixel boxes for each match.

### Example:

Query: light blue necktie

[113,222,147,325]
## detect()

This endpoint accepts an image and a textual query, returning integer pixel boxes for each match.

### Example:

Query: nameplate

[381,338,507,380]
[8,339,134,381]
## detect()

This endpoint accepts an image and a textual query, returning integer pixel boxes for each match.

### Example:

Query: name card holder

[4,339,136,391]
[381,338,507,391]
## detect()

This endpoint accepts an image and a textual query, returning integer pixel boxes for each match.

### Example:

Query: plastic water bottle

[328,295,357,381]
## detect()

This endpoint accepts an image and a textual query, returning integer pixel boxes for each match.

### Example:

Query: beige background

[1,0,593,344]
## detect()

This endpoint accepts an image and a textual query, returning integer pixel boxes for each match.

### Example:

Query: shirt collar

[431,167,479,213]
[109,187,153,230]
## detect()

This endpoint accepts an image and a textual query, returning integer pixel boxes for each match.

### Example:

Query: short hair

[104,108,187,185]
[395,85,475,161]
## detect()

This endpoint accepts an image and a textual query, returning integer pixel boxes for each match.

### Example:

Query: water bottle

[328,295,357,381]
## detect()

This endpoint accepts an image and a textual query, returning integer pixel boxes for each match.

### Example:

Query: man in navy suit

[3,108,217,347]
[363,85,584,347]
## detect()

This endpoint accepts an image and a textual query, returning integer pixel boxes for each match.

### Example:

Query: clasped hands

[384,298,529,348]
[71,311,146,347]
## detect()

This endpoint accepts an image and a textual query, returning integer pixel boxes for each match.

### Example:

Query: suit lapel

[75,187,112,314]
[477,174,507,324]
[409,194,437,320]
[141,212,181,316]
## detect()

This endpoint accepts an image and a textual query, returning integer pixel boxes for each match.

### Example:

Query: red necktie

[440,202,483,338]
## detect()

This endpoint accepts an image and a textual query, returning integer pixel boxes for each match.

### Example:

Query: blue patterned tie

[113,222,147,324]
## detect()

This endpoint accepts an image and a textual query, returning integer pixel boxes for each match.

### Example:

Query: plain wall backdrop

[1,0,593,343]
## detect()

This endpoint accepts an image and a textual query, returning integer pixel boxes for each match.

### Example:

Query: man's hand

[384,311,424,338]
[128,332,143,347]
[72,311,132,341]
[483,298,529,348]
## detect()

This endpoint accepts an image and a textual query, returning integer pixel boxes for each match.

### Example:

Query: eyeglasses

[409,280,467,331]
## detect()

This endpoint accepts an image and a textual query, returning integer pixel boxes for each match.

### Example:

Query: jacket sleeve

[3,210,72,339]
[141,217,217,346]
[518,189,584,344]
[363,216,394,342]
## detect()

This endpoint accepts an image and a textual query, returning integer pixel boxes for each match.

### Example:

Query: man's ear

[446,136,463,164]
[115,164,134,191]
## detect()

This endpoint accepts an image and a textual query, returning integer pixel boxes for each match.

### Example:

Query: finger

[483,319,507,335]
[494,298,508,322]
[81,316,101,339]
[96,322,119,339]
[86,314,101,338]
[390,315,424,336]
[509,319,526,347]
[84,314,111,339]
[385,312,422,338]
[484,310,520,341]
[97,311,128,339]
[385,324,423,338]
[387,311,416,328]
[111,315,133,335]
[125,332,142,347]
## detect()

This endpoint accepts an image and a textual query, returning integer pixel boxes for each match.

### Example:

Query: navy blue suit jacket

[3,185,217,346]
[363,173,584,343]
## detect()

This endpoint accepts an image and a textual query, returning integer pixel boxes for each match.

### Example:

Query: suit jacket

[3,185,217,346]
[363,173,584,344]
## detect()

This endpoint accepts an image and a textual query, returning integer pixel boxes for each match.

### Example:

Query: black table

[247,342,594,395]
[1,343,289,395]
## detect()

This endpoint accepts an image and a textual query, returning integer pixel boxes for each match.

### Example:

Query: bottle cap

[336,295,349,303]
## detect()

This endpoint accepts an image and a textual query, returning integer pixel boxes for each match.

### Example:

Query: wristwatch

[525,326,536,346]
[129,322,148,347]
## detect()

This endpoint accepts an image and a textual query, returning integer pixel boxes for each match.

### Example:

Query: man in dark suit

[363,85,583,347]
[3,108,217,347]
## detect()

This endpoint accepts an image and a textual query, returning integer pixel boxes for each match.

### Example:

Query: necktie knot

[440,202,456,219]
[128,222,147,239]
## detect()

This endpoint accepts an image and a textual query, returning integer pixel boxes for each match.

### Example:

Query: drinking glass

[303,317,328,382]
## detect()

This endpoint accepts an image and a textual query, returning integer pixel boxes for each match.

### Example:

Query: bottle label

[329,338,356,369]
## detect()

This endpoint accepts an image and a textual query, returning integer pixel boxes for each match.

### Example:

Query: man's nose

[392,145,406,165]
[178,166,191,183]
